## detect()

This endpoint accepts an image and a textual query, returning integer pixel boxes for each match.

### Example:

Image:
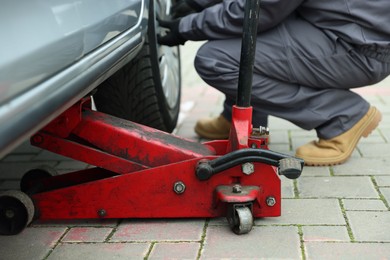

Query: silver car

[0,0,181,158]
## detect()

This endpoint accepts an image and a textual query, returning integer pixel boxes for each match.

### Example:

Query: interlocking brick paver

[207,217,228,226]
[297,176,378,198]
[0,180,20,190]
[201,226,301,259]
[302,226,350,242]
[256,199,345,225]
[376,176,390,186]
[268,143,292,155]
[148,242,200,259]
[289,129,317,138]
[300,166,331,177]
[110,219,205,242]
[381,188,390,205]
[343,199,388,211]
[358,130,386,144]
[358,143,390,158]
[47,243,150,260]
[2,154,35,162]
[347,211,390,242]
[32,150,74,161]
[9,141,41,154]
[333,157,389,176]
[55,161,89,171]
[61,227,113,242]
[382,127,390,141]
[267,129,289,144]
[269,117,301,130]
[0,227,66,260]
[0,162,57,179]
[281,178,295,198]
[305,242,390,260]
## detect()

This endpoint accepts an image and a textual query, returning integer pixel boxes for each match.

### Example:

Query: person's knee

[194,41,239,85]
[194,42,217,80]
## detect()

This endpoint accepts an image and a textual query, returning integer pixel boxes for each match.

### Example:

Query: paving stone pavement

[0,42,390,259]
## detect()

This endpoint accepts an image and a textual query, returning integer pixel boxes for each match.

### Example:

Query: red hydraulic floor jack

[0,0,303,236]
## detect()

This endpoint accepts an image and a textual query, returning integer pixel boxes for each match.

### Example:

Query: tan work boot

[194,115,231,139]
[295,106,382,166]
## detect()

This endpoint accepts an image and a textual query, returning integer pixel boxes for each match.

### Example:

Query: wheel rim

[158,46,180,109]
[156,0,181,109]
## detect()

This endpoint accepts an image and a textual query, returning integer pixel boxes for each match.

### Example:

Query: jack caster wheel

[20,165,58,194]
[227,205,254,235]
[0,190,35,235]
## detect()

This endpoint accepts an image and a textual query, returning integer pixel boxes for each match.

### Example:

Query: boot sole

[301,107,382,166]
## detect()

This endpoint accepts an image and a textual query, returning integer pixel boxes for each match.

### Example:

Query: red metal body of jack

[28,98,281,223]
[0,0,304,236]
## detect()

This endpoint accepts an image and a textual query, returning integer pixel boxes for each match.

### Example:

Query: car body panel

[0,0,143,104]
[0,0,149,157]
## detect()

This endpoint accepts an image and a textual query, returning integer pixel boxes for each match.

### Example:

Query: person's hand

[157,19,187,46]
[172,0,203,18]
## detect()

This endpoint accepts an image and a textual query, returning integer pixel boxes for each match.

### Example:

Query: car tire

[93,0,181,133]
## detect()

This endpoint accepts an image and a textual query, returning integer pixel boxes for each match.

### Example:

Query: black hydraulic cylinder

[236,0,261,108]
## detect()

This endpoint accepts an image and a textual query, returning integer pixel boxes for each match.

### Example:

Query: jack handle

[195,148,304,181]
[236,0,261,107]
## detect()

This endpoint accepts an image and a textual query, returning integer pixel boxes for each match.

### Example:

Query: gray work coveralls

[179,0,390,139]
